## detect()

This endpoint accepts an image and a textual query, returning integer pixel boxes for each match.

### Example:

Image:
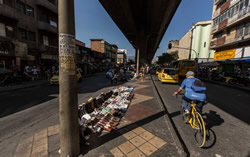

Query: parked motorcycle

[228,76,248,86]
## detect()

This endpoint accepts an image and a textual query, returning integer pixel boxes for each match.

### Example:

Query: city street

[152,75,250,157]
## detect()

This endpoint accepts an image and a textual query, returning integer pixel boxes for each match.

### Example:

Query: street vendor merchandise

[78,86,134,137]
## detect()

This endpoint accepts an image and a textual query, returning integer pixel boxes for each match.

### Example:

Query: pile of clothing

[78,86,134,137]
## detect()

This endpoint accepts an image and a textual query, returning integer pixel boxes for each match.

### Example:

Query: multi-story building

[210,0,250,61]
[168,40,179,55]
[90,39,118,64]
[117,49,127,64]
[169,21,215,62]
[0,0,58,70]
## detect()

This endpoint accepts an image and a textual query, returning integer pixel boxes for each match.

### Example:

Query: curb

[0,73,105,93]
[0,81,48,93]
[202,79,250,92]
[150,75,189,157]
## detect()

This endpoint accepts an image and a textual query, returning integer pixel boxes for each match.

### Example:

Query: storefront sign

[214,49,236,60]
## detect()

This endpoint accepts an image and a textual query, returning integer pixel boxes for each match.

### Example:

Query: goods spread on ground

[78,86,134,139]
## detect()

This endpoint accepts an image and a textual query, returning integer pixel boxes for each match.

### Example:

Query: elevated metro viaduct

[57,0,182,156]
[99,0,182,72]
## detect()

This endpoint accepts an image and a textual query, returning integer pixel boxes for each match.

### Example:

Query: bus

[171,59,197,79]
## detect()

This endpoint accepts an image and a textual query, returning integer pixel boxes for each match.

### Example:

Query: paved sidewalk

[11,76,182,157]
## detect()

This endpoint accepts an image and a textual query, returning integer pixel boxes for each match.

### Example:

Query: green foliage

[157,52,179,65]
[128,59,135,64]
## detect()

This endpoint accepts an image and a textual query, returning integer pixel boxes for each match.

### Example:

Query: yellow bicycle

[180,99,206,148]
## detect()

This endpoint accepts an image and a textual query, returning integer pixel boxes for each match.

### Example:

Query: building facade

[169,21,215,62]
[0,0,58,70]
[117,49,127,64]
[90,39,118,64]
[210,0,250,61]
[191,21,215,62]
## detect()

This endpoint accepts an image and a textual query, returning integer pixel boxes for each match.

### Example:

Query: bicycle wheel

[194,112,206,148]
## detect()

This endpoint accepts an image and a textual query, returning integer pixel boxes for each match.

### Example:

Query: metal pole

[136,48,140,76]
[58,0,80,156]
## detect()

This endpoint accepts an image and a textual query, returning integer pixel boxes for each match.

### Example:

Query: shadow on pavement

[201,110,224,149]
[80,110,166,155]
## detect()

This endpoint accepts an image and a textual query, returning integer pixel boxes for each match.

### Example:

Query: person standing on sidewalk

[140,66,145,82]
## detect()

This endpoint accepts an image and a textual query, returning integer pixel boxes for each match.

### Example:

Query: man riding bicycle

[173,71,206,121]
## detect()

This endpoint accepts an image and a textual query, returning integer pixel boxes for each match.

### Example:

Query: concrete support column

[136,48,140,76]
[58,0,80,156]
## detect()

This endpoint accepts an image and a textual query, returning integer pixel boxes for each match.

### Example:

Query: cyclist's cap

[186,71,194,77]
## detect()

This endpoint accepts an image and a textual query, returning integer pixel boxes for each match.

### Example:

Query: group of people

[22,64,58,81]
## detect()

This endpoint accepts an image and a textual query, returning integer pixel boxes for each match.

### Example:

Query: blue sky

[74,0,214,59]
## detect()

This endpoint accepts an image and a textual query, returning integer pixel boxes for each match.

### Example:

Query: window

[28,31,36,41]
[43,35,49,46]
[227,29,231,35]
[204,42,206,48]
[245,0,249,7]
[18,28,27,40]
[16,0,25,14]
[26,5,34,17]
[0,23,6,37]
[244,22,250,35]
[236,25,244,38]
[230,7,234,17]
[182,61,195,66]
[6,25,14,37]
[239,1,244,11]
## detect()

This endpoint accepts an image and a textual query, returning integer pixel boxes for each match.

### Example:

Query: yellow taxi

[159,68,179,83]
[50,71,82,85]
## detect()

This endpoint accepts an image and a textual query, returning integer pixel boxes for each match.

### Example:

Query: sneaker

[183,110,190,123]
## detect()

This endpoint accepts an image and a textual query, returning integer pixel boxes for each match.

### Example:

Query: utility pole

[58,0,80,156]
[136,48,140,76]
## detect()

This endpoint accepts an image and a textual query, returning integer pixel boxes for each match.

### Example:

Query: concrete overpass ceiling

[99,0,181,62]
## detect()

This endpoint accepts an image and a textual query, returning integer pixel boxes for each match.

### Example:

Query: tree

[128,59,135,64]
[157,52,179,65]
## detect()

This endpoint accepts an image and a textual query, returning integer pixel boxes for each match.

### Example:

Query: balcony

[36,0,58,13]
[228,6,250,27]
[216,36,226,46]
[218,19,228,31]
[39,44,58,54]
[37,20,58,34]
[0,4,18,20]
[220,0,230,13]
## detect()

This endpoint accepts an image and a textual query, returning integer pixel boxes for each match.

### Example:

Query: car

[159,68,179,84]
[50,71,82,85]
[106,69,113,78]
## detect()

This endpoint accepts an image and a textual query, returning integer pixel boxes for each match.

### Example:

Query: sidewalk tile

[118,141,136,155]
[148,136,167,149]
[129,136,146,147]
[123,131,137,140]
[34,129,48,140]
[138,142,157,156]
[139,131,155,141]
[48,124,59,136]
[110,147,125,157]
[132,127,146,135]
[126,149,146,157]
[14,136,34,157]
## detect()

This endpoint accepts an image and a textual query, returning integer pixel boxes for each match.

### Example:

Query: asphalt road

[0,74,119,156]
[152,75,250,157]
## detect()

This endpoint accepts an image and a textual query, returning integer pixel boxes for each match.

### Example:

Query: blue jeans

[181,96,204,114]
